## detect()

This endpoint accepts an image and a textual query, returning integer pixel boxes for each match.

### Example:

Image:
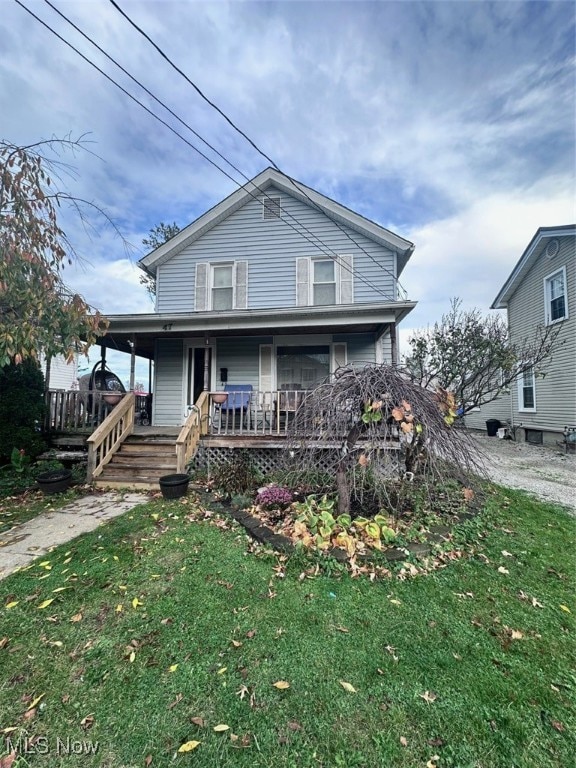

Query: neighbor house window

[211,264,233,310]
[312,260,336,305]
[544,267,568,324]
[518,366,536,411]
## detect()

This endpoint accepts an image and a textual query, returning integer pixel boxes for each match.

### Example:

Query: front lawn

[1,488,574,767]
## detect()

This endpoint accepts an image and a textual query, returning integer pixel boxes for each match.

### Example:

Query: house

[40,352,79,390]
[71,168,416,485]
[467,225,575,446]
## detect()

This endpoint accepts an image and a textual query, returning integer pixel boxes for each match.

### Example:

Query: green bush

[0,359,46,463]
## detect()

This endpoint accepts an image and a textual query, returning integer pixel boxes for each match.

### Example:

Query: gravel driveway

[469,431,576,514]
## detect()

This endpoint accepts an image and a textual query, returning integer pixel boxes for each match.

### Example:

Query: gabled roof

[139,167,415,276]
[491,225,576,309]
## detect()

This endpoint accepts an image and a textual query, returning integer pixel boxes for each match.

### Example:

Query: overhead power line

[17,0,404,302]
[107,0,410,298]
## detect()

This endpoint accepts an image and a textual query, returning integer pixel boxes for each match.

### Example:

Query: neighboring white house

[467,225,575,445]
[39,352,79,390]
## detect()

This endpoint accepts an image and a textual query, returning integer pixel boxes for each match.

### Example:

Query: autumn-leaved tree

[404,298,561,414]
[139,221,180,299]
[0,138,109,369]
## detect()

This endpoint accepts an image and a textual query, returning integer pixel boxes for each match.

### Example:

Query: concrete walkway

[0,492,149,581]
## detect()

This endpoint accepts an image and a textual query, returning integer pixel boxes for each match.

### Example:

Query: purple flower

[256,485,293,509]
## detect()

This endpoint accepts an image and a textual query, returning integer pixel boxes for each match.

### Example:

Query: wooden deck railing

[207,389,310,437]
[44,389,149,432]
[86,394,135,481]
[175,391,210,473]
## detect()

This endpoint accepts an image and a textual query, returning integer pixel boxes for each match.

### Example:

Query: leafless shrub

[282,364,486,516]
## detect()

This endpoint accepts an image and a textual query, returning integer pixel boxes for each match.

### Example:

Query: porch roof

[99,301,417,360]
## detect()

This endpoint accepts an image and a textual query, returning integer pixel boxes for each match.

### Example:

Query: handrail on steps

[175,391,209,473]
[86,393,135,482]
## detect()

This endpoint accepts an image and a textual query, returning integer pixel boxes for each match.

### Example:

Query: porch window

[313,260,336,305]
[544,267,567,324]
[212,264,233,310]
[518,366,536,411]
[277,345,330,389]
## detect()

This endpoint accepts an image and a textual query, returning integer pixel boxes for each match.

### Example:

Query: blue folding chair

[219,384,253,430]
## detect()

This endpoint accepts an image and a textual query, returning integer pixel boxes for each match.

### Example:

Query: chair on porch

[275,384,303,431]
[218,384,253,430]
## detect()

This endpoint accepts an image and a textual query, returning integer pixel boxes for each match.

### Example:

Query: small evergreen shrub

[0,359,46,462]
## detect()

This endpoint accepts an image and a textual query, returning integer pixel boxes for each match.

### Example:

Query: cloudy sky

[1,0,575,385]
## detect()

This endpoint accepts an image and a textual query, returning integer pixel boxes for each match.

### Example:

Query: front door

[187,347,212,406]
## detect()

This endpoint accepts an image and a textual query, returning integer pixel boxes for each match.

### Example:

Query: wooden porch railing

[207,389,309,437]
[44,389,150,432]
[175,391,210,473]
[86,393,135,482]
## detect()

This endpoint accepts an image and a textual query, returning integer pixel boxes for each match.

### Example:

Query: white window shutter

[259,344,274,406]
[296,257,310,306]
[235,260,248,309]
[338,254,353,304]
[332,343,347,373]
[195,263,209,311]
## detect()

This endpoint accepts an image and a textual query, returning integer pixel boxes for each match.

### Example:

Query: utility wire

[107,0,410,298]
[18,0,404,302]
[40,0,381,298]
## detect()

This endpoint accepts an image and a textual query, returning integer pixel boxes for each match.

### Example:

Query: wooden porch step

[93,434,178,490]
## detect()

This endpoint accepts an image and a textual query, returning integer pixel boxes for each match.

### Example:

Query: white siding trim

[259,344,274,406]
[195,263,209,311]
[331,342,347,373]
[235,260,248,309]
[296,257,310,306]
[338,254,354,304]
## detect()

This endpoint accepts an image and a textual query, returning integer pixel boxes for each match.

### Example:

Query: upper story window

[544,267,568,324]
[262,196,281,219]
[211,264,234,310]
[296,255,353,307]
[313,259,336,305]
[195,261,248,312]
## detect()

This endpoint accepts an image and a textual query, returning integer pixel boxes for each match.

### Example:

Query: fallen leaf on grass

[339,681,356,693]
[37,598,54,609]
[231,639,243,648]
[427,757,441,768]
[501,550,514,558]
[551,720,565,732]
[26,693,45,711]
[5,602,18,610]
[168,694,183,710]
[510,629,524,640]
[272,681,290,690]
[132,598,143,608]
[190,717,206,727]
[213,724,230,732]
[0,637,9,649]
[80,713,95,729]
[400,736,408,747]
[178,741,200,753]
[129,651,136,663]
[246,629,257,639]
[419,690,438,704]
[287,721,302,731]
[235,686,250,700]
[497,567,509,575]
[169,664,178,672]
[144,755,152,767]
[0,751,16,768]
[559,604,571,613]
[70,612,83,622]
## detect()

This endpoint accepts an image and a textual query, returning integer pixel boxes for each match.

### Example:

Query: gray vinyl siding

[335,333,376,365]
[215,337,269,390]
[153,339,184,425]
[156,186,397,313]
[507,234,575,439]
[464,394,512,432]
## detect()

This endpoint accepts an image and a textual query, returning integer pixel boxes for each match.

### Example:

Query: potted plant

[36,468,72,494]
[210,392,228,405]
[103,392,123,406]
[159,473,190,499]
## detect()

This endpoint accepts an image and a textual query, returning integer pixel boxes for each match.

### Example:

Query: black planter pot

[159,473,190,500]
[36,469,72,495]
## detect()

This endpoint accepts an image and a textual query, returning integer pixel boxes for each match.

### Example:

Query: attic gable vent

[546,239,560,258]
[262,196,281,219]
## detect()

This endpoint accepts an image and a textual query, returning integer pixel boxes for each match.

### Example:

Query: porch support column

[44,355,51,390]
[390,322,398,366]
[129,334,136,391]
[203,338,210,391]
